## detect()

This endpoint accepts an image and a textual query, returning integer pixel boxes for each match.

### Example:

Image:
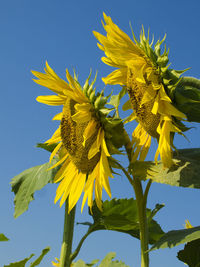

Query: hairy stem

[59,200,76,267]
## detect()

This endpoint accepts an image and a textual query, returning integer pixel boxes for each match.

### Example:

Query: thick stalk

[123,129,150,267]
[59,200,76,267]
[133,178,149,267]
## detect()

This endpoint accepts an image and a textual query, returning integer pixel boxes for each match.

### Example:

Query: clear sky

[1,0,200,266]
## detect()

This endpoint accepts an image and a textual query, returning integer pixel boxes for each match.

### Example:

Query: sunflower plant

[10,13,200,267]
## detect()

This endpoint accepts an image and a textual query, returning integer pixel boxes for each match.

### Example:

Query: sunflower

[93,13,188,168]
[32,62,115,212]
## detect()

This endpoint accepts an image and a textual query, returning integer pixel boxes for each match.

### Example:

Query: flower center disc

[127,69,160,138]
[61,98,100,173]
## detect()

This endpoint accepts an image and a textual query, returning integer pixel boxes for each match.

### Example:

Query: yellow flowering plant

[10,13,200,267]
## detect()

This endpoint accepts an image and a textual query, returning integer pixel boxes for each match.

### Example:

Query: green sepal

[99,108,114,115]
[36,143,58,153]
[149,226,200,251]
[131,148,200,189]
[172,118,191,133]
[177,239,200,267]
[104,118,125,150]
[83,70,92,95]
[106,140,124,155]
[11,159,60,218]
[174,78,200,122]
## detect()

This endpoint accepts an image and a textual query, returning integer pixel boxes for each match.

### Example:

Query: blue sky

[1,0,200,266]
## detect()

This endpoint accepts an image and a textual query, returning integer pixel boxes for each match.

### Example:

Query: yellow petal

[101,134,110,157]
[102,68,127,85]
[158,101,187,119]
[71,111,91,123]
[54,158,70,183]
[54,162,77,204]
[36,95,66,106]
[81,177,94,212]
[68,172,86,211]
[52,112,63,121]
[83,120,97,146]
[88,128,102,159]
[32,62,72,95]
[48,152,68,170]
[50,142,62,163]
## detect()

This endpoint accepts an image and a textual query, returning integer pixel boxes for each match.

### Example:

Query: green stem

[143,180,152,208]
[113,161,134,185]
[132,178,149,267]
[122,129,150,267]
[59,200,76,267]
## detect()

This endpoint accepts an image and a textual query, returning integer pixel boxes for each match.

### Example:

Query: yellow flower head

[94,13,188,168]
[32,62,115,212]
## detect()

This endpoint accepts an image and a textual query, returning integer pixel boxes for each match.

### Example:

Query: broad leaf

[29,247,50,267]
[79,198,164,245]
[177,239,200,267]
[108,87,126,109]
[4,254,34,267]
[11,159,59,218]
[99,252,129,267]
[3,247,50,267]
[73,259,99,267]
[131,148,200,189]
[73,253,128,267]
[0,233,9,241]
[150,226,200,251]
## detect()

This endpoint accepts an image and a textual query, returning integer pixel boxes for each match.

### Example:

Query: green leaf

[99,252,129,267]
[3,247,50,267]
[79,198,164,245]
[11,159,59,218]
[150,226,200,251]
[73,259,99,267]
[0,233,9,241]
[36,143,58,153]
[177,239,200,267]
[73,253,128,267]
[131,148,200,189]
[108,87,126,109]
[108,95,120,108]
[175,148,200,161]
[4,254,34,267]
[29,247,50,267]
